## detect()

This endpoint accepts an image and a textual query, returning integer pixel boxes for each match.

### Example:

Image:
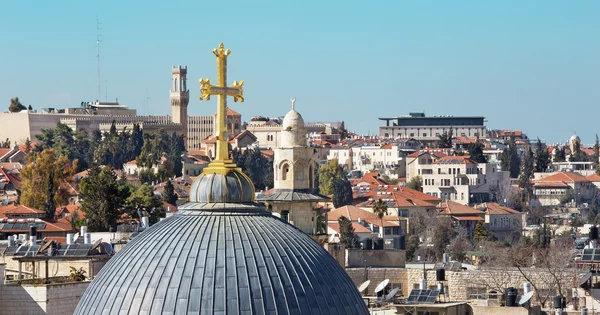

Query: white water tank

[81,226,88,236]
[419,279,426,290]
[141,217,150,228]
[66,233,74,245]
[84,233,92,245]
[524,282,531,294]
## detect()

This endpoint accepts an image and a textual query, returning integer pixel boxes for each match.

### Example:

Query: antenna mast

[96,16,102,101]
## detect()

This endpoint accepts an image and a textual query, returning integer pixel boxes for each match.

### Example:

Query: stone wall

[0,258,107,280]
[0,282,89,315]
[346,249,406,268]
[346,266,574,305]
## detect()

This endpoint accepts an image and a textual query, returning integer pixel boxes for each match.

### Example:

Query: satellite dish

[519,291,534,306]
[385,287,400,301]
[358,280,371,293]
[375,279,390,293]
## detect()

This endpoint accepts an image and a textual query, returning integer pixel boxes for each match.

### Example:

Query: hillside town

[1,77,600,314]
[1,3,599,314]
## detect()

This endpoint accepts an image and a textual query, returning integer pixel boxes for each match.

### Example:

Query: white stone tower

[257,98,328,238]
[170,65,189,142]
[274,98,315,190]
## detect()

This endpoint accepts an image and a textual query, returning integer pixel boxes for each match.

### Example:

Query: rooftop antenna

[96,16,102,101]
[146,88,150,107]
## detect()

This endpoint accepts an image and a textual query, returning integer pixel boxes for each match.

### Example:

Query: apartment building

[410,155,508,205]
[327,139,421,179]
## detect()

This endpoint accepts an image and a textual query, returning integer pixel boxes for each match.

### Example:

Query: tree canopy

[79,166,124,231]
[318,158,345,196]
[534,138,550,172]
[437,128,453,148]
[20,149,77,212]
[338,216,359,249]
[332,177,353,208]
[407,176,423,192]
[231,148,273,190]
[468,141,487,163]
[500,137,521,178]
[9,97,26,113]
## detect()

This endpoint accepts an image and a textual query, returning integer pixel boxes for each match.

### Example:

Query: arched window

[174,78,179,91]
[282,163,290,181]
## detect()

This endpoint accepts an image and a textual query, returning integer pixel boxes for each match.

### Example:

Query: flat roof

[379,116,485,120]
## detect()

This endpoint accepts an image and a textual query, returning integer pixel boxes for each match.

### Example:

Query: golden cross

[199,43,245,174]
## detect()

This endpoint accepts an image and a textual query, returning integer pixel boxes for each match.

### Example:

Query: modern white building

[378,112,487,143]
[413,155,508,205]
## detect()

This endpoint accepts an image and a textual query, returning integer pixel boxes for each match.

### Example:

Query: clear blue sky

[1,1,599,144]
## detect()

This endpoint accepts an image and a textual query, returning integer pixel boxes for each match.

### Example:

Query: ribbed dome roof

[74,205,369,315]
[189,170,255,203]
[570,134,580,142]
[281,109,307,147]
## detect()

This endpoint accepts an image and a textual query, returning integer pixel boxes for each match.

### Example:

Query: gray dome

[189,170,255,203]
[74,205,369,315]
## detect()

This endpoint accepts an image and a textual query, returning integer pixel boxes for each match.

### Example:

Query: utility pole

[96,16,102,101]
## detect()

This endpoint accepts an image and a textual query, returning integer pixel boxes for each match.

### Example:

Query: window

[423,133,427,137]
[399,209,409,218]
[281,210,289,222]
[410,133,414,137]
[282,163,290,181]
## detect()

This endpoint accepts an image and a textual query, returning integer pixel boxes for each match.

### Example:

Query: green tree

[554,146,566,162]
[0,139,10,148]
[337,121,349,140]
[500,137,521,178]
[318,158,345,195]
[162,180,178,205]
[43,172,56,220]
[405,235,420,261]
[534,138,551,172]
[338,216,359,249]
[519,147,534,189]
[372,199,388,239]
[125,184,164,224]
[23,138,32,155]
[473,221,492,243]
[407,175,423,192]
[27,104,32,111]
[437,128,453,148]
[468,141,487,163]
[594,135,600,175]
[9,97,26,112]
[20,149,77,210]
[332,177,353,208]
[79,166,125,232]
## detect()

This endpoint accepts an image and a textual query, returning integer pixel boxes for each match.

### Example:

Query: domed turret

[281,98,307,147]
[570,134,580,142]
[189,170,255,203]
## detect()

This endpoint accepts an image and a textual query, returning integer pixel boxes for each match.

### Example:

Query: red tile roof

[4,205,45,215]
[362,218,399,227]
[328,205,378,221]
[587,174,600,182]
[226,108,241,116]
[328,222,371,233]
[0,149,11,158]
[537,172,590,183]
[482,203,520,215]
[438,201,484,216]
[452,215,484,221]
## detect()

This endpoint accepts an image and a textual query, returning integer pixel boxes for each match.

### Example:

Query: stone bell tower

[170,65,189,142]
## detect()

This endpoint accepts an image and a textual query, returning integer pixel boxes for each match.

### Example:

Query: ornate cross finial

[198,43,245,175]
[291,97,296,110]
